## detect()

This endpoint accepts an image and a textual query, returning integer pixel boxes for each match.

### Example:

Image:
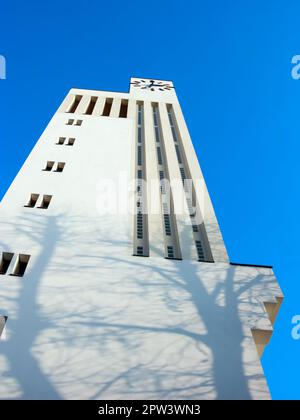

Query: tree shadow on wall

[0,214,62,399]
[0,215,270,399]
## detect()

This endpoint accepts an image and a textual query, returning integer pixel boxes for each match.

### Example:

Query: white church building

[0,77,283,399]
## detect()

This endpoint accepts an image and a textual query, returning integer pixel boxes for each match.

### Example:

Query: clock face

[130,79,174,92]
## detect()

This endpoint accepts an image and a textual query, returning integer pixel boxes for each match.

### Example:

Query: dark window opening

[196,240,205,261]
[164,214,171,236]
[10,254,30,277]
[0,316,8,339]
[57,137,66,145]
[75,120,82,126]
[67,138,75,146]
[136,246,144,256]
[119,100,128,118]
[0,252,14,275]
[157,147,162,165]
[167,246,174,259]
[154,127,160,142]
[175,145,182,163]
[43,161,55,171]
[137,146,142,166]
[55,162,65,172]
[25,193,39,208]
[67,95,83,113]
[85,97,97,115]
[137,213,143,239]
[38,195,52,209]
[137,127,142,143]
[66,119,74,125]
[102,98,113,116]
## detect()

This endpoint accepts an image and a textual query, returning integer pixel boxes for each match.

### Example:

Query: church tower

[0,77,283,399]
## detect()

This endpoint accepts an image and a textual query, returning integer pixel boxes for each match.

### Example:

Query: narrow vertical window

[10,254,30,277]
[133,103,149,257]
[0,252,14,275]
[137,146,142,166]
[0,316,8,339]
[136,213,143,239]
[55,162,65,172]
[102,98,113,116]
[25,194,39,208]
[85,97,97,115]
[195,240,205,261]
[152,103,181,260]
[67,138,75,146]
[136,246,144,256]
[38,195,52,209]
[175,145,182,164]
[167,246,174,259]
[156,147,162,165]
[67,95,82,113]
[119,100,128,118]
[57,137,66,145]
[43,161,55,171]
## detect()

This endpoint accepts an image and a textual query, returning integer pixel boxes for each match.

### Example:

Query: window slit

[85,96,97,115]
[67,95,82,113]
[102,98,113,116]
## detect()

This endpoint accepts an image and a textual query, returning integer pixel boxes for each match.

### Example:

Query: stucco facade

[0,78,283,399]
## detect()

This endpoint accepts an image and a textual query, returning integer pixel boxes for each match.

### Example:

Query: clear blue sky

[0,0,299,399]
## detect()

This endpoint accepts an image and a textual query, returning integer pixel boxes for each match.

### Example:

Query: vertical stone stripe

[76,95,91,115]
[110,98,122,118]
[92,96,105,116]
[172,102,229,263]
[159,102,197,260]
[57,93,76,113]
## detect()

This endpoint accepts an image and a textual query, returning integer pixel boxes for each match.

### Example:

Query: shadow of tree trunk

[0,215,61,399]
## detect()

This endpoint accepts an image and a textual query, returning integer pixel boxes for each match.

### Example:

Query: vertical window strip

[134,103,149,257]
[152,104,181,260]
[166,105,213,262]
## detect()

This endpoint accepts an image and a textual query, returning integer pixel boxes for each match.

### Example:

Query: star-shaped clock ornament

[130,79,174,92]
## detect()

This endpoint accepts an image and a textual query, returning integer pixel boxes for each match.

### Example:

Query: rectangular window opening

[55,162,65,172]
[175,145,182,164]
[196,240,205,261]
[67,95,83,113]
[75,120,82,126]
[67,138,75,146]
[102,98,113,117]
[136,246,144,256]
[119,100,128,118]
[66,119,74,125]
[25,193,39,208]
[137,146,142,166]
[43,161,55,171]
[157,147,162,165]
[57,137,66,145]
[192,225,199,233]
[38,195,52,210]
[0,316,8,340]
[0,252,14,275]
[167,246,174,259]
[10,254,30,277]
[85,96,97,115]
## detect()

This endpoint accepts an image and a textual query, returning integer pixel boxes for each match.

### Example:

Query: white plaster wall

[0,81,283,400]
